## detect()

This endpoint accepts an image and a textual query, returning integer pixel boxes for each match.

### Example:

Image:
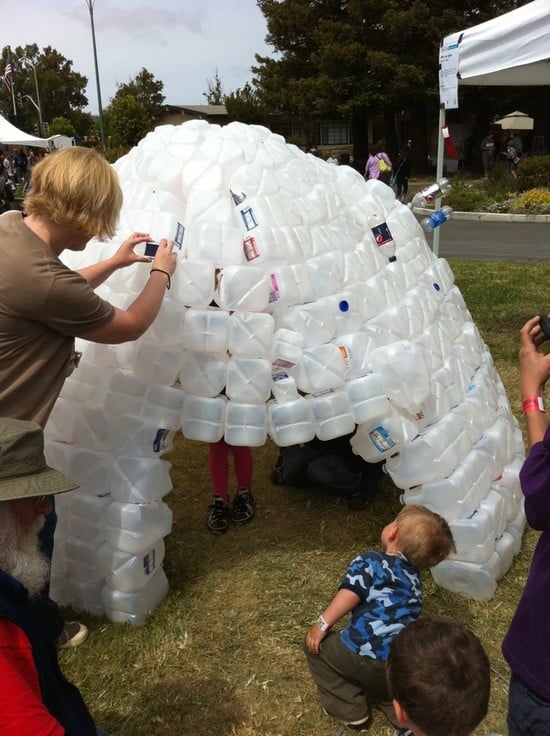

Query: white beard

[0,505,50,598]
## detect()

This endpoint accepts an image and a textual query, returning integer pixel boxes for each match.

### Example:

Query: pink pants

[208,440,253,504]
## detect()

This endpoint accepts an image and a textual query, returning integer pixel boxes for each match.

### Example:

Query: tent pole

[433,104,446,257]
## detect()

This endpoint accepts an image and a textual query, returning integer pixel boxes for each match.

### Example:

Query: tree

[2,44,89,134]
[113,67,165,120]
[48,117,76,137]
[203,70,225,105]
[253,0,532,164]
[225,82,268,124]
[104,94,150,148]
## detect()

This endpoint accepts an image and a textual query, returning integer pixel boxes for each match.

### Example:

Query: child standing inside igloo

[207,441,255,534]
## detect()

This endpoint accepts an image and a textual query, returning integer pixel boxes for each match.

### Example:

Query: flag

[3,57,13,91]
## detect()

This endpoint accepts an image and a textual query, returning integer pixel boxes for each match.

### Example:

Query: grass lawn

[60,258,550,736]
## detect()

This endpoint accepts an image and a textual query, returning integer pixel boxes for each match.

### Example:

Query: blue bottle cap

[338,300,349,312]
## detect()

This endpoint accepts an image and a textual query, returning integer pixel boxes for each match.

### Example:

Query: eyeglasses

[31,495,52,507]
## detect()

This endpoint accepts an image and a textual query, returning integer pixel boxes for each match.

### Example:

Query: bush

[517,154,550,191]
[509,187,550,214]
[446,175,493,212]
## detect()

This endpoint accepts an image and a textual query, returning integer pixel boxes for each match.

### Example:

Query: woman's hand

[519,316,550,398]
[151,239,177,276]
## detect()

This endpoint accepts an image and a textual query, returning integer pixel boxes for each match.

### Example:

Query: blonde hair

[396,504,456,569]
[24,147,122,240]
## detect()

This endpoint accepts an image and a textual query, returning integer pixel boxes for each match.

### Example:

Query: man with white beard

[0,417,107,735]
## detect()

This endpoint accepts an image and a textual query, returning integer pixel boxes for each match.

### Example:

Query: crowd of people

[0,143,547,735]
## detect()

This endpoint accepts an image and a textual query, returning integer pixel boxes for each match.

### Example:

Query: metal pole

[85,0,106,145]
[432,104,446,257]
[31,64,43,134]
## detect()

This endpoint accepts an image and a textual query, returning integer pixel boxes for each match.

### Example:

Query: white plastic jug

[267,397,315,446]
[181,394,227,443]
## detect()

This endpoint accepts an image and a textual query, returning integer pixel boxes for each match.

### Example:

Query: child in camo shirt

[304,504,455,732]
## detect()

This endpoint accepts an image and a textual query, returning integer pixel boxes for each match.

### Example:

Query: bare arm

[305,588,360,655]
[519,316,550,448]
[79,240,177,344]
[77,232,153,288]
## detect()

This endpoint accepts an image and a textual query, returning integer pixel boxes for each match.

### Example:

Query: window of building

[320,122,350,146]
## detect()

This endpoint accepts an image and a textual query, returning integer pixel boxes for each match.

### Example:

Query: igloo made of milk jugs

[45,121,525,623]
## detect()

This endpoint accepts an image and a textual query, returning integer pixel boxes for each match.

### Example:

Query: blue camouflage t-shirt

[339,550,422,660]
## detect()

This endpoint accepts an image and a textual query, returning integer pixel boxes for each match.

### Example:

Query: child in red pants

[207,440,255,534]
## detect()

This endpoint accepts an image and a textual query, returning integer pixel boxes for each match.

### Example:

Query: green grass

[59,259,550,736]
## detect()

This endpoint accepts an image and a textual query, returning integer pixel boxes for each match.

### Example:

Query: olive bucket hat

[0,417,79,501]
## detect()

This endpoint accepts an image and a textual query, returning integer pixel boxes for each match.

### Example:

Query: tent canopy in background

[0,113,49,148]
[433,0,550,256]
[442,0,550,87]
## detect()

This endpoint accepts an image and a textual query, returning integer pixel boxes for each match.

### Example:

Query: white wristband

[317,614,330,632]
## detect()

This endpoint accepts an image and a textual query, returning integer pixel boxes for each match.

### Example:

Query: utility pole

[84,0,105,144]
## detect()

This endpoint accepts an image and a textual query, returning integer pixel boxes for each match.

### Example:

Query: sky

[4,0,274,115]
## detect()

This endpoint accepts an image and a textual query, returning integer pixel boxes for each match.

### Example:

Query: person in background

[0,146,177,648]
[0,417,109,736]
[502,315,550,735]
[502,135,520,179]
[480,131,496,178]
[365,143,392,184]
[303,505,455,733]
[270,434,384,510]
[207,441,255,534]
[392,140,412,202]
[386,617,491,736]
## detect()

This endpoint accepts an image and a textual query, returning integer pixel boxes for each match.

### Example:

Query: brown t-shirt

[0,211,114,427]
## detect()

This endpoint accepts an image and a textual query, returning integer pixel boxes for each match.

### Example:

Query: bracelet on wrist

[316,614,331,632]
[522,396,545,414]
[150,267,171,290]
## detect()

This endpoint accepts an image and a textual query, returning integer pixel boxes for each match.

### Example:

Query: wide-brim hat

[0,417,79,501]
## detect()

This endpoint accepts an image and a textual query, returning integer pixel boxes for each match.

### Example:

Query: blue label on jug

[143,549,156,575]
[369,425,397,452]
[240,206,258,231]
[153,428,170,453]
[371,223,393,246]
[174,222,185,249]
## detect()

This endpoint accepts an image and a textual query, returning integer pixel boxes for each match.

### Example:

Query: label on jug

[240,206,258,231]
[174,222,185,249]
[153,429,171,453]
[268,273,280,303]
[243,235,259,261]
[338,345,350,369]
[143,549,156,575]
[369,425,397,452]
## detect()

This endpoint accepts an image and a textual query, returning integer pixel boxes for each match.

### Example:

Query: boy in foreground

[304,504,455,732]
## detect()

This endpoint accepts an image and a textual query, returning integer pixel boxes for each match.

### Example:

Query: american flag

[3,57,13,91]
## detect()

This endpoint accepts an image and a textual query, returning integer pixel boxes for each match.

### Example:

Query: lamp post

[18,57,43,135]
[84,0,105,145]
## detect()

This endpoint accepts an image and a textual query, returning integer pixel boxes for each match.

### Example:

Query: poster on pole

[439,40,460,109]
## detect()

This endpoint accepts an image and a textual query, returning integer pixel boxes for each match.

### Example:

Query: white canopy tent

[434,0,550,253]
[0,113,49,148]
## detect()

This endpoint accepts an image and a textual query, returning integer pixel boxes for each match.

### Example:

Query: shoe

[231,489,255,524]
[393,729,413,736]
[57,621,89,649]
[270,464,284,485]
[207,498,230,534]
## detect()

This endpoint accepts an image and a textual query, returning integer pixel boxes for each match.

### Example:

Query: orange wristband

[523,396,545,414]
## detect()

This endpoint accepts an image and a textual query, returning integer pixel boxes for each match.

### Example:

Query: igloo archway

[46,121,525,623]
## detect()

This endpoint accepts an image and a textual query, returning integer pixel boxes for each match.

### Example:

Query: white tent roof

[443,0,550,86]
[0,113,49,148]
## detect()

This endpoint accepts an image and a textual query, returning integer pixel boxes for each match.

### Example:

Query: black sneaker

[207,498,229,534]
[231,489,255,524]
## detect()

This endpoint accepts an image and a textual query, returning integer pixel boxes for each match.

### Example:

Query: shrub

[509,187,550,214]
[446,176,493,212]
[517,154,550,191]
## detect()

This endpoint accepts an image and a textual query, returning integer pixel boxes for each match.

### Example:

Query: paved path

[429,218,550,262]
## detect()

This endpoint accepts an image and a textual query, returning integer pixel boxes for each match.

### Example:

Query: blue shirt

[339,550,422,660]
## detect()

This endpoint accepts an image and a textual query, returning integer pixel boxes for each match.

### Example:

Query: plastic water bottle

[366,206,397,262]
[421,206,453,233]
[411,178,452,208]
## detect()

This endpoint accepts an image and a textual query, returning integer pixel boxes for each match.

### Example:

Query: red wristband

[522,396,545,414]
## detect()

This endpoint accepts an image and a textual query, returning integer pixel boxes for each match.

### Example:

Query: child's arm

[306,588,360,655]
